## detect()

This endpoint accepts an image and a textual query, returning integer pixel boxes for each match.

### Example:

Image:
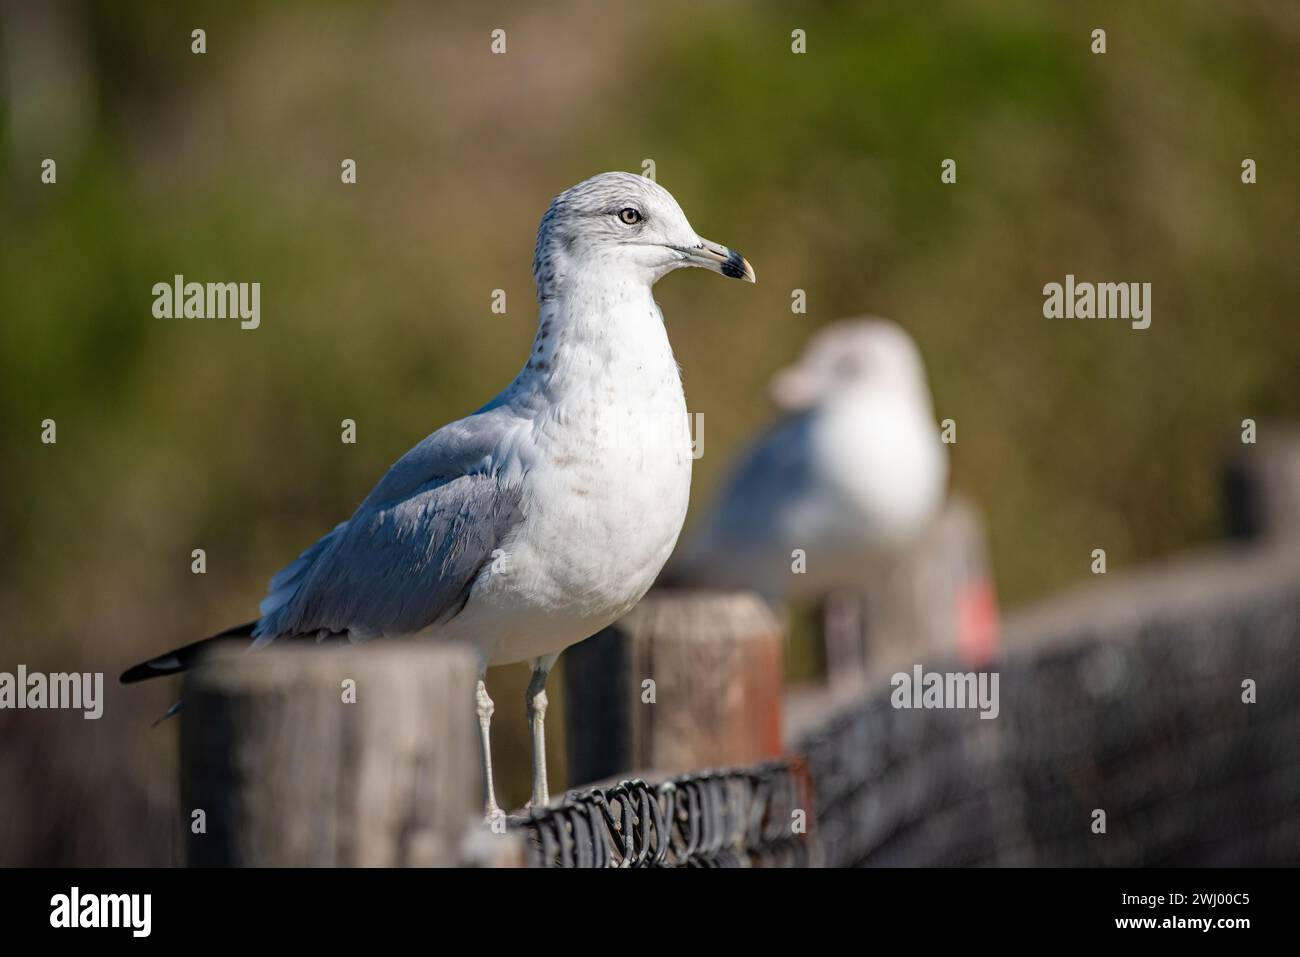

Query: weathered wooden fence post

[563,590,784,788]
[181,642,480,866]
[1225,425,1300,543]
[853,494,1001,670]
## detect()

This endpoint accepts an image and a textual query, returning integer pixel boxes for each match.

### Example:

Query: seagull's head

[533,172,755,299]
[770,318,934,412]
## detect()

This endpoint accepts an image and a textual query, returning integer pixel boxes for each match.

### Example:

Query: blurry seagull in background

[121,172,755,823]
[669,318,948,611]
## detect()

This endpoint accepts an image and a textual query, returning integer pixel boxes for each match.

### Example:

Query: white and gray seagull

[669,318,947,601]
[122,171,755,821]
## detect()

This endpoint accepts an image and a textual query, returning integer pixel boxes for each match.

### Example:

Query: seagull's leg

[823,590,864,688]
[525,653,559,809]
[475,675,504,827]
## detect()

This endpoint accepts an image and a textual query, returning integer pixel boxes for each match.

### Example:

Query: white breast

[443,293,693,666]
[812,391,948,550]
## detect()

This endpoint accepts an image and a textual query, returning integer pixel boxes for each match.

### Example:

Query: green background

[1,0,1296,863]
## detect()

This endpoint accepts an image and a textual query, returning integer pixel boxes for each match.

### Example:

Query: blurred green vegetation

[2,0,1299,842]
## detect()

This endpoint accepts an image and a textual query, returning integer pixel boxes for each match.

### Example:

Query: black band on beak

[721,250,750,280]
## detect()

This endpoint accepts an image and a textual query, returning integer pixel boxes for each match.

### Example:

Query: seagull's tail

[119,621,258,685]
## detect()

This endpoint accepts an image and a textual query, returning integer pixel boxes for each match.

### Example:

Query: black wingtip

[120,621,258,685]
[120,654,182,684]
[151,699,185,726]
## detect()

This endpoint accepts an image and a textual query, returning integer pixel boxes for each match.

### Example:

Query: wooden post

[563,589,784,788]
[181,642,481,866]
[854,494,1001,670]
[1224,425,1300,543]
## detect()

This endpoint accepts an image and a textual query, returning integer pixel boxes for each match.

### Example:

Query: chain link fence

[515,761,817,867]
[524,545,1300,867]
[800,545,1300,866]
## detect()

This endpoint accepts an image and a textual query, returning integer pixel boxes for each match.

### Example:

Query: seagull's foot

[484,805,508,834]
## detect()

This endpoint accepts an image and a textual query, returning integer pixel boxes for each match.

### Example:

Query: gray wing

[678,411,816,562]
[253,410,527,643]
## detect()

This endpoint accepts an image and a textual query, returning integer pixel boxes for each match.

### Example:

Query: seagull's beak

[678,238,757,282]
[769,365,818,410]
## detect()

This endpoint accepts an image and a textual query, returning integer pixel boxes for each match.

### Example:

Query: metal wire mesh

[798,562,1300,866]
[515,761,817,867]
[526,552,1300,868]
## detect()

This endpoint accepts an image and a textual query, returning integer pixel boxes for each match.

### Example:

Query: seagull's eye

[618,207,642,225]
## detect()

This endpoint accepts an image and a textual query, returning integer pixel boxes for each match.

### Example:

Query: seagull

[121,172,755,821]
[669,318,947,602]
